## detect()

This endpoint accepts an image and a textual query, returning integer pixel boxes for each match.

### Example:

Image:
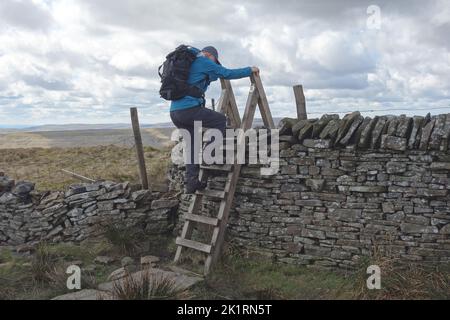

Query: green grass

[0,233,178,300]
[192,253,354,300]
[189,247,450,300]
[2,238,448,300]
[0,241,118,300]
[47,240,114,263]
[0,247,45,299]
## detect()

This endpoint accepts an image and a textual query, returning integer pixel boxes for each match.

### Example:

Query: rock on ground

[94,256,115,265]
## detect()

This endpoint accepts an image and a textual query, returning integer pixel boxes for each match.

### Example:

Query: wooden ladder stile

[173,74,275,276]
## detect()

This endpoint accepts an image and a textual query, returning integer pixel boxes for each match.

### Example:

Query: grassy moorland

[0,128,173,149]
[0,145,172,191]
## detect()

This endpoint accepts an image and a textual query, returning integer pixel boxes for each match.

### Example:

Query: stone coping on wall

[277,112,450,152]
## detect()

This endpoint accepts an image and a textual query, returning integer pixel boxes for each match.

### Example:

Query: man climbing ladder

[159,44,259,194]
[172,72,276,276]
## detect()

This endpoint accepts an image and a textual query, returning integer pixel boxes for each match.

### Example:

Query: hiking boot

[185,179,207,194]
[197,180,207,190]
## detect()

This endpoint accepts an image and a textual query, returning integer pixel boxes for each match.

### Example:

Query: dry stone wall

[174,112,450,269]
[0,174,178,245]
[2,111,450,268]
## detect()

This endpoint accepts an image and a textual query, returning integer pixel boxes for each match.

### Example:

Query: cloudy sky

[0,0,449,126]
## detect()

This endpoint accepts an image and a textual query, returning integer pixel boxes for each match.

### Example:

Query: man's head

[201,46,221,65]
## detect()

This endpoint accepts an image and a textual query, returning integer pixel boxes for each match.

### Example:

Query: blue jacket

[170,47,252,111]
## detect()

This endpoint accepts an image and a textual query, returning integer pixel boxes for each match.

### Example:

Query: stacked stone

[0,172,15,195]
[170,112,450,269]
[0,172,35,203]
[278,112,450,152]
[0,179,179,246]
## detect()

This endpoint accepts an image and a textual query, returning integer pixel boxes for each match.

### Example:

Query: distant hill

[19,122,175,132]
[0,118,286,149]
[0,118,283,133]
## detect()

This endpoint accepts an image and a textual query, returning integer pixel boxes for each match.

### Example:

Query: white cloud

[0,0,54,31]
[0,0,449,126]
[297,31,375,74]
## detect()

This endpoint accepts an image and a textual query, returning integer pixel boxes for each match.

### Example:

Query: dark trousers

[170,105,226,181]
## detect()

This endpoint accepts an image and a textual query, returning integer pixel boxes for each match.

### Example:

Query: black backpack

[158,45,205,101]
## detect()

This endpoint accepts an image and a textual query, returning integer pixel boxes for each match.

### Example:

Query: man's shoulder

[194,55,218,69]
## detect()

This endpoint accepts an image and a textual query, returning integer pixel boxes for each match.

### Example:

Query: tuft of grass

[30,243,58,284]
[352,238,450,300]
[111,270,186,300]
[43,265,98,297]
[104,225,142,255]
[353,255,450,300]
[254,286,285,300]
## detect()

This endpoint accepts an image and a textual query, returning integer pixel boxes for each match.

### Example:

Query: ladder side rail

[220,79,242,129]
[251,74,275,129]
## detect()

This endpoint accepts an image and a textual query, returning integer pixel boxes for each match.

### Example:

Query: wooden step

[175,237,212,254]
[184,213,219,226]
[200,164,233,172]
[195,189,226,199]
[202,136,237,143]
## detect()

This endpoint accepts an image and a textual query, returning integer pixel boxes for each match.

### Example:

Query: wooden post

[130,107,149,190]
[211,98,215,111]
[293,84,307,120]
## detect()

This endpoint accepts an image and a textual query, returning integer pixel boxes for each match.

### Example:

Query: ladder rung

[185,213,219,226]
[176,237,212,253]
[203,136,237,142]
[200,164,233,172]
[196,189,226,199]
